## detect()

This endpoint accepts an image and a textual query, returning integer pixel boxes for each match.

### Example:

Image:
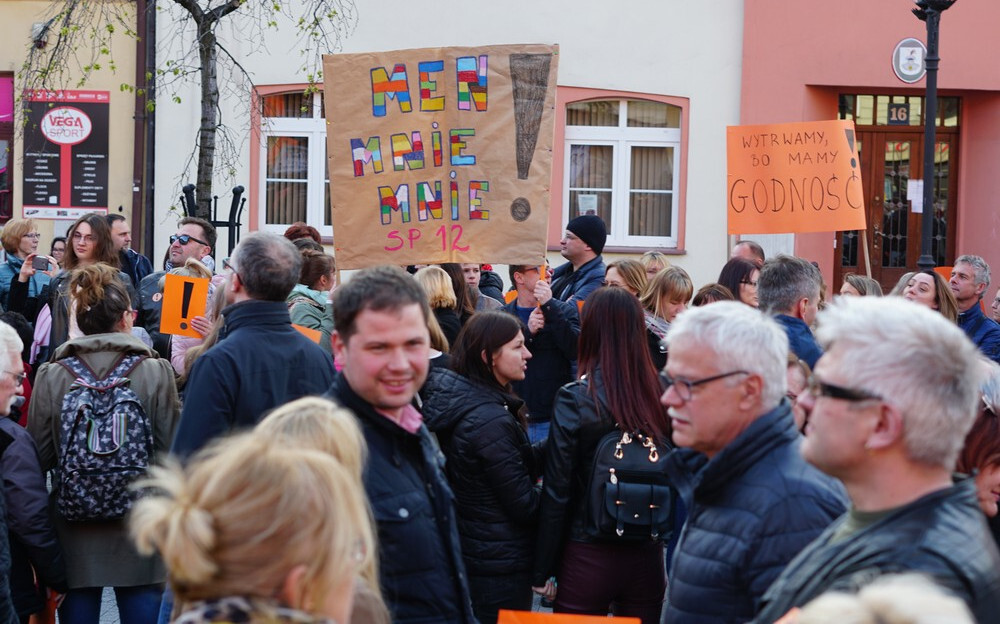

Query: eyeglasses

[741,279,758,287]
[660,370,749,402]
[71,232,95,243]
[221,257,239,276]
[169,234,209,247]
[2,370,25,387]
[806,374,882,402]
[22,233,40,240]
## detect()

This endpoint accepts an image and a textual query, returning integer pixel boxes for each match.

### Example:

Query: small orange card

[160,274,210,338]
[292,323,323,344]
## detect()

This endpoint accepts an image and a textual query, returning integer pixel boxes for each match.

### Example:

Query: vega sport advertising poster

[22,90,110,219]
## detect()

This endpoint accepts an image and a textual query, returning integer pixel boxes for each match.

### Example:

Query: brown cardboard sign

[323,44,559,268]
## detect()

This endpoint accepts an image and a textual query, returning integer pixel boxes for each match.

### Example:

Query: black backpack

[586,420,675,542]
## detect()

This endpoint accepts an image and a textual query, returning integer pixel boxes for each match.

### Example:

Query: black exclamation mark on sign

[178,282,194,330]
[845,129,857,168]
[508,52,553,222]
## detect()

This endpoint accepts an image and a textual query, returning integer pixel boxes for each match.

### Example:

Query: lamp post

[913,0,957,272]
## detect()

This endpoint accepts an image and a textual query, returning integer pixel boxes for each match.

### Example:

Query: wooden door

[834,131,958,294]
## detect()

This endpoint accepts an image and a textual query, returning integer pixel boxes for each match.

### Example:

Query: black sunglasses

[807,375,882,402]
[169,234,209,246]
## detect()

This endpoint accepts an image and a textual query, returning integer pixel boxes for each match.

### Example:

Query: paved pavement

[98,587,120,624]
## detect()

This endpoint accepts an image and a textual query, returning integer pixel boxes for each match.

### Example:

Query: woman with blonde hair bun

[257,397,388,624]
[130,433,374,624]
[793,573,974,624]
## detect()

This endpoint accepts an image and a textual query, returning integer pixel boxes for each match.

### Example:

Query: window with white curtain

[564,98,681,248]
[259,92,331,236]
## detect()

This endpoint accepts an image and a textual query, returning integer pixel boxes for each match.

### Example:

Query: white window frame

[563,99,681,249]
[258,93,331,237]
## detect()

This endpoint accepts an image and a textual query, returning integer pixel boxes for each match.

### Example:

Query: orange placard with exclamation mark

[160,274,210,337]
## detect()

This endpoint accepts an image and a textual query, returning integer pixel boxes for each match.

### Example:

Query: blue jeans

[59,584,163,624]
[157,585,174,624]
[528,421,550,444]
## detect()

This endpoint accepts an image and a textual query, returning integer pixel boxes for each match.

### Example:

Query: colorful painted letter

[416,181,444,220]
[351,137,384,177]
[450,129,476,166]
[391,132,425,171]
[469,181,489,219]
[371,64,412,117]
[457,56,488,112]
[379,184,411,224]
[419,60,445,112]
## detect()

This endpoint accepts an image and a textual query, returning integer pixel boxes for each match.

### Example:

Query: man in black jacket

[661,302,846,623]
[0,323,32,623]
[136,216,216,359]
[549,215,606,305]
[106,213,153,289]
[326,266,476,624]
[755,296,1000,623]
[503,264,579,443]
[170,232,333,457]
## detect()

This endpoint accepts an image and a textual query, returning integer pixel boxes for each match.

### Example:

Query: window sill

[547,245,685,255]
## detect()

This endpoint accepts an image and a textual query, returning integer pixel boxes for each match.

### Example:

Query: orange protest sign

[727,119,866,235]
[159,273,210,338]
[292,323,323,344]
[497,611,639,624]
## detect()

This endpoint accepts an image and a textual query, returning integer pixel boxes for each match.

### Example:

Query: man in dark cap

[550,215,607,305]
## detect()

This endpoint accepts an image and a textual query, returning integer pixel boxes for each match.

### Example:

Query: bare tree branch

[19,0,358,218]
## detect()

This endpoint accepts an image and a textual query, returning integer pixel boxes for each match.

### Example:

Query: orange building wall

[742,0,1000,287]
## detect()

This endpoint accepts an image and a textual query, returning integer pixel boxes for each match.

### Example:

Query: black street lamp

[913,0,957,271]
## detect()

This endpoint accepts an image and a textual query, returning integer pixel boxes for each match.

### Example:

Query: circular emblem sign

[40,107,92,146]
[892,38,927,84]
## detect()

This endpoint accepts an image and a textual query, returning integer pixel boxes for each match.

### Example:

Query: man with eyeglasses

[660,301,846,624]
[550,215,607,305]
[136,217,217,360]
[754,296,1000,623]
[171,232,333,457]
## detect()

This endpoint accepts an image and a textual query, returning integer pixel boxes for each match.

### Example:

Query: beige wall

[1,0,139,244]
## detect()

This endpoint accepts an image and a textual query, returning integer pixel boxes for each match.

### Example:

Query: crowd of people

[0,210,995,624]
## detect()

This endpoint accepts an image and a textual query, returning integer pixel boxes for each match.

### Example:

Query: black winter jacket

[170,300,335,458]
[136,270,171,359]
[549,256,606,304]
[0,417,67,618]
[421,368,541,576]
[478,270,505,304]
[754,477,1000,624]
[532,369,665,586]
[663,402,847,623]
[326,375,476,624]
[503,298,579,424]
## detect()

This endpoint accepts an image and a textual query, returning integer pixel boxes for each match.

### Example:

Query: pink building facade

[742,0,1000,293]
